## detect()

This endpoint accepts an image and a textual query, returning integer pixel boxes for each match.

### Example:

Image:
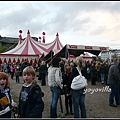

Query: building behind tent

[100,49,120,62]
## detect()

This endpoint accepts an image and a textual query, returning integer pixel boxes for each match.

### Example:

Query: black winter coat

[16,81,44,118]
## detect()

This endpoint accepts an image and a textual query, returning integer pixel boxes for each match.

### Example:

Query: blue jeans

[101,73,105,83]
[109,84,119,105]
[71,89,87,118]
[50,86,60,118]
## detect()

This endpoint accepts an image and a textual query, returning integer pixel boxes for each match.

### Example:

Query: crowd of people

[0,56,120,118]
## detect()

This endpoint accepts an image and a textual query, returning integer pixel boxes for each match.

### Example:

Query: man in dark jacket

[39,61,47,86]
[21,59,30,72]
[107,58,120,107]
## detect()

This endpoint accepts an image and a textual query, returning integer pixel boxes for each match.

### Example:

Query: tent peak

[56,32,59,36]
[19,30,23,44]
[27,30,30,34]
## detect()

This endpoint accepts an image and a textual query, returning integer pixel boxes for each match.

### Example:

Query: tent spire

[42,32,45,43]
[27,30,30,34]
[38,36,41,42]
[19,30,23,44]
[56,32,59,36]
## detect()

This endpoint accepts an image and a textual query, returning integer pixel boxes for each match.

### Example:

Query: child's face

[0,79,7,89]
[23,73,34,85]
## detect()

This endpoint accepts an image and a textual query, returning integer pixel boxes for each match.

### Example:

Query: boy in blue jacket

[15,66,44,118]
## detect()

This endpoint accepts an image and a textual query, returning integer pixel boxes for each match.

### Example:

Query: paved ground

[10,74,120,118]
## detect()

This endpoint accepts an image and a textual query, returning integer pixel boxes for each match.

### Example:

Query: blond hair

[75,56,83,70]
[22,66,35,78]
[64,62,72,74]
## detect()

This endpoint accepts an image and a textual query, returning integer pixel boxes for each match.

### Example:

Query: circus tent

[0,30,63,64]
[40,32,64,62]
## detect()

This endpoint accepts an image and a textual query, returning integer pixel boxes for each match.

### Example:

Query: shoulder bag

[71,67,87,90]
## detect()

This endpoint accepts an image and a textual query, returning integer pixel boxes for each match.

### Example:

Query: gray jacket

[107,63,120,84]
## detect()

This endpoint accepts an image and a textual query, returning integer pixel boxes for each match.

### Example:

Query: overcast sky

[0,1,120,49]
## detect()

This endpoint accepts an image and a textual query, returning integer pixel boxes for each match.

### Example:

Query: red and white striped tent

[39,32,63,57]
[0,30,63,64]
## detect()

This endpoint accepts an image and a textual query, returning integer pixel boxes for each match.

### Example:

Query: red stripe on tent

[30,59,33,65]
[4,58,7,63]
[47,40,57,51]
[34,58,37,64]
[21,37,29,54]
[13,58,16,63]
[56,39,60,50]
[32,39,49,53]
[8,58,11,64]
[4,39,26,54]
[22,58,24,63]
[17,58,20,63]
[38,59,41,64]
[30,39,43,55]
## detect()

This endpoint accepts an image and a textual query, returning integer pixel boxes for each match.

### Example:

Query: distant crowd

[0,57,120,118]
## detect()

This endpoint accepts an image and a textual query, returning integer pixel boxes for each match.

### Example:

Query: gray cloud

[0,1,120,49]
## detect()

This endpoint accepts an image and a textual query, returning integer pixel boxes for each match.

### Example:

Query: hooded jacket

[16,81,44,118]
